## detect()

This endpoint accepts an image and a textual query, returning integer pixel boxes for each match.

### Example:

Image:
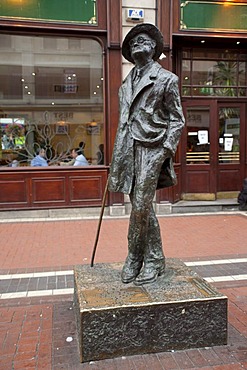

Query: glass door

[186,106,210,165]
[218,107,240,164]
[217,103,245,193]
[182,100,245,198]
[182,100,217,197]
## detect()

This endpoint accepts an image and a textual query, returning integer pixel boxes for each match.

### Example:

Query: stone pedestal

[74,259,227,363]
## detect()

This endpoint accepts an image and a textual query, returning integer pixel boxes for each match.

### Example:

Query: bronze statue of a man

[108,23,185,285]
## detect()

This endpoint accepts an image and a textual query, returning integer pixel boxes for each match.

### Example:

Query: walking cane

[90,176,109,267]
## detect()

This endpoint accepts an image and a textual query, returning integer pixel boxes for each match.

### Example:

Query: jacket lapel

[120,62,162,124]
[131,62,161,104]
[121,69,134,107]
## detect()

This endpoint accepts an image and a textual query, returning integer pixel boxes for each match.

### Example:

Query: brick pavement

[1,214,247,272]
[0,213,247,369]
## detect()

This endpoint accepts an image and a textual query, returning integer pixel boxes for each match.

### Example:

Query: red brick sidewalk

[1,304,52,369]
[1,214,247,271]
[0,213,247,369]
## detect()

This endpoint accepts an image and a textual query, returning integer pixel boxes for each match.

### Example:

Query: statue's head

[122,23,164,64]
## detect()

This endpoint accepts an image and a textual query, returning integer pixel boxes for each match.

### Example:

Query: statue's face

[129,33,156,61]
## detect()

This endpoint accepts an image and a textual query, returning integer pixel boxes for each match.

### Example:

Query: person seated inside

[31,148,48,167]
[72,147,89,166]
[238,178,247,211]
[10,159,19,167]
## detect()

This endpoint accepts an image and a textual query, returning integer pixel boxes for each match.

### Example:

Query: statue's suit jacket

[109,61,185,195]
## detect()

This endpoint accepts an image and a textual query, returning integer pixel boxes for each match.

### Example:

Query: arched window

[0,34,105,167]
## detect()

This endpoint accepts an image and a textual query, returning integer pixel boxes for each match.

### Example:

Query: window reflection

[0,35,104,167]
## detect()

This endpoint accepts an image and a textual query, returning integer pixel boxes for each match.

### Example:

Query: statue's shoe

[121,260,142,284]
[134,263,165,285]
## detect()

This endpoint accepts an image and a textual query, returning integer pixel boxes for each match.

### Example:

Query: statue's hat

[122,23,164,64]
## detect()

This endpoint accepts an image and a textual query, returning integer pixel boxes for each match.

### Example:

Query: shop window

[182,48,247,97]
[0,34,105,167]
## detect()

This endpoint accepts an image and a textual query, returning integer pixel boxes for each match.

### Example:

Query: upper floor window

[182,48,247,98]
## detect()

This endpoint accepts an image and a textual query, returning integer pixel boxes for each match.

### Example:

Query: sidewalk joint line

[185,258,247,266]
[0,288,74,300]
[205,274,247,282]
[0,258,246,279]
[0,270,74,280]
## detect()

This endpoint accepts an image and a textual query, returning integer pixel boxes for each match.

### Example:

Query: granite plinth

[74,258,227,363]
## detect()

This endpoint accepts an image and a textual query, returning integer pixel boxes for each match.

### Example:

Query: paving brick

[37,343,52,368]
[157,352,179,369]
[57,276,66,289]
[37,359,52,370]
[13,358,37,369]
[14,350,38,362]
[186,348,210,367]
[1,343,17,357]
[17,341,38,354]
[37,277,48,290]
[53,353,81,368]
[18,278,30,291]
[28,279,38,291]
[0,309,14,323]
[17,334,39,348]
[114,356,137,370]
[0,280,11,294]
[231,348,247,362]
[8,280,20,293]
[47,277,57,290]
[171,351,195,368]
[84,358,117,370]
[2,332,20,354]
[65,280,74,289]
[39,330,53,345]
[0,355,14,369]
[212,346,238,364]
[21,322,40,335]
[198,348,223,366]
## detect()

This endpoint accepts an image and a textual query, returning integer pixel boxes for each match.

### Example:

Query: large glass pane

[192,60,238,96]
[239,61,247,86]
[192,60,215,96]
[182,49,191,59]
[186,107,210,164]
[218,107,240,164]
[238,61,247,95]
[0,34,104,167]
[182,48,247,97]
[182,59,191,96]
